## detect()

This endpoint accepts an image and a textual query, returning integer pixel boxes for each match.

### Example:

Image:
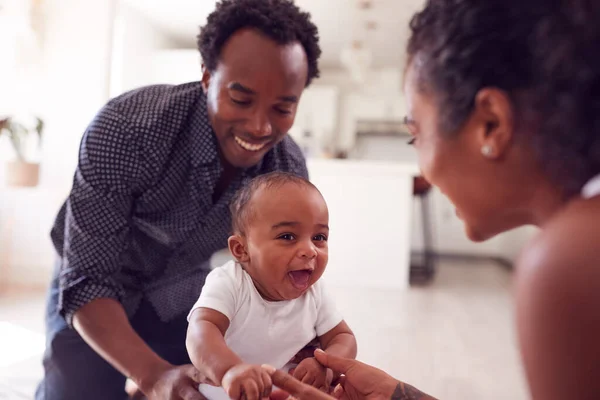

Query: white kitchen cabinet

[308,158,420,290]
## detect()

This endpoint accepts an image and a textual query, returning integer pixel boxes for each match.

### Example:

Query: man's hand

[221,363,273,400]
[139,364,207,400]
[292,357,333,392]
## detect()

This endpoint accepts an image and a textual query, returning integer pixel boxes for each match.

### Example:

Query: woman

[264,0,600,399]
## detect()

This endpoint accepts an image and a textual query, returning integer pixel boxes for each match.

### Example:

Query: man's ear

[228,234,249,263]
[201,64,211,94]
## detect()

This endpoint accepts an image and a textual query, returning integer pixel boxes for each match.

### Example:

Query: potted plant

[0,116,44,187]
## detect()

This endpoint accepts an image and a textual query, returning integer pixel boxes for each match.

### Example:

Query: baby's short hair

[230,172,318,235]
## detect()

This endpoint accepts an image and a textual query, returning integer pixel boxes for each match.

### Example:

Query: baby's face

[231,183,329,301]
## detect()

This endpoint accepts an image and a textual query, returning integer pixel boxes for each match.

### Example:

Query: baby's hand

[292,357,333,393]
[221,363,272,400]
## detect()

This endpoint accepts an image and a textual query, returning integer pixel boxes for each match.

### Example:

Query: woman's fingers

[313,350,355,376]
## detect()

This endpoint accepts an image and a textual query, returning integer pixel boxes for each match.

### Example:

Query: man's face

[203,28,309,169]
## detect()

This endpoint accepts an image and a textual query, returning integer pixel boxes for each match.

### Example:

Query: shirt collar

[189,89,219,168]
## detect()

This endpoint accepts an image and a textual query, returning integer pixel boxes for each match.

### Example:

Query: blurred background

[0,0,536,398]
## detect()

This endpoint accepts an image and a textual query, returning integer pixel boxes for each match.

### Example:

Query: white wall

[110,4,182,96]
[317,67,406,151]
[1,0,118,289]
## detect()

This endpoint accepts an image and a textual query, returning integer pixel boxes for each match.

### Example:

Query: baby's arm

[186,307,241,386]
[292,321,357,391]
[186,308,272,400]
[318,320,357,359]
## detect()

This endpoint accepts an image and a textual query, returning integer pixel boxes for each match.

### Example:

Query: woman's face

[403,63,539,241]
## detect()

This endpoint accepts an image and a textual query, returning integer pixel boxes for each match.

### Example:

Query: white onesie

[187,260,343,400]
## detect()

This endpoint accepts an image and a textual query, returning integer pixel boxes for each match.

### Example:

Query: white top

[188,260,343,400]
[582,174,600,199]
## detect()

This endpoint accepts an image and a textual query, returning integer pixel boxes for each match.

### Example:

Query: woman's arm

[391,382,437,400]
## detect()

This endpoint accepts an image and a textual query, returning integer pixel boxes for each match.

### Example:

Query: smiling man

[36,1,320,399]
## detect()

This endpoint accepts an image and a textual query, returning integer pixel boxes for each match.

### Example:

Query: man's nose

[248,110,272,138]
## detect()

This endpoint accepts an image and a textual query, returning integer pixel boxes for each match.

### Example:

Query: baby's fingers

[300,370,316,386]
[261,369,273,398]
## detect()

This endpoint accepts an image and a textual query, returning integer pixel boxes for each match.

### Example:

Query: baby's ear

[228,234,249,263]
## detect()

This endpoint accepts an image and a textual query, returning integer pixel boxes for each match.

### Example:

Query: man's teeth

[235,136,267,152]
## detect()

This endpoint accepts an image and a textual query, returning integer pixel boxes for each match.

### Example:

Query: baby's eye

[278,233,296,241]
[313,234,328,242]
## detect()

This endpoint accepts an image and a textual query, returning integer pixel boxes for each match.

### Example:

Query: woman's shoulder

[520,197,600,270]
[517,196,600,294]
[515,197,600,399]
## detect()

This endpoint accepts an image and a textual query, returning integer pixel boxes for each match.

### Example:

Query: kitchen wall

[110,2,180,96]
[1,0,118,289]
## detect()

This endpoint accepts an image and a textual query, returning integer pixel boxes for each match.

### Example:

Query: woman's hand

[265,349,399,400]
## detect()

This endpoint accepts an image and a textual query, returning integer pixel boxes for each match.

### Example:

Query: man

[36,0,321,399]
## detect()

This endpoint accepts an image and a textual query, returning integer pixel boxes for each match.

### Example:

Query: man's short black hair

[230,172,319,235]
[197,0,321,86]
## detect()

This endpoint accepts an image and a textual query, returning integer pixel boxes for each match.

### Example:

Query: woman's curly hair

[407,0,600,196]
[197,0,321,87]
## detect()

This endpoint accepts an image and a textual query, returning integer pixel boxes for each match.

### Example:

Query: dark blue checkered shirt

[50,82,308,326]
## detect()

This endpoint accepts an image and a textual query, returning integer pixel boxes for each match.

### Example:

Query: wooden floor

[0,260,529,399]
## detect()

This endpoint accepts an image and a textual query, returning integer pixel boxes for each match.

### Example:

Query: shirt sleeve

[58,105,144,326]
[187,265,239,322]
[315,281,344,336]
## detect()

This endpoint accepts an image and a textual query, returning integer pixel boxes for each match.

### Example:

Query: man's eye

[232,99,251,106]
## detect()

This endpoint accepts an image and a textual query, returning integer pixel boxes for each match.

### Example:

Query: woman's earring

[481,145,494,157]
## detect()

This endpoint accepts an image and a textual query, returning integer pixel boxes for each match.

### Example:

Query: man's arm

[74,299,175,392]
[186,307,242,385]
[59,106,201,398]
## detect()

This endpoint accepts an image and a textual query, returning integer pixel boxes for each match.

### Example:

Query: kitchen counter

[307,158,420,290]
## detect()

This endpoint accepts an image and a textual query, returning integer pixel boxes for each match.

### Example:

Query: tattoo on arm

[391,382,437,400]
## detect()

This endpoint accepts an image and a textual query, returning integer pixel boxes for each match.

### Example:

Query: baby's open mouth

[288,269,313,290]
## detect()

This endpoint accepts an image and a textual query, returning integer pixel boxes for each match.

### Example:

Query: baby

[186,172,357,400]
